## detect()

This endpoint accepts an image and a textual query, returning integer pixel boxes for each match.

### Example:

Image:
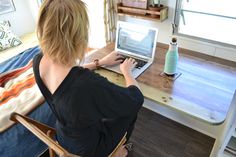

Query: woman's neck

[43,54,75,69]
[39,55,76,94]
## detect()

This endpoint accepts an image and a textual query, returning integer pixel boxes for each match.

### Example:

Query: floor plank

[128,107,215,157]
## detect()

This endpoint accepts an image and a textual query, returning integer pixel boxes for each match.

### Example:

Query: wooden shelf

[117,4,168,22]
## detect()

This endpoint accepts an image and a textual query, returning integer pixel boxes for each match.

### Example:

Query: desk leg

[210,91,236,157]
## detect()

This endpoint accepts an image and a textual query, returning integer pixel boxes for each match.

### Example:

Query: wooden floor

[127,107,215,157]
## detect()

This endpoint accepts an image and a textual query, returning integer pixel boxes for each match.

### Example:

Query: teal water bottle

[164,37,179,76]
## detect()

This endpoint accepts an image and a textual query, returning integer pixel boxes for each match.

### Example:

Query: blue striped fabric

[0,46,40,73]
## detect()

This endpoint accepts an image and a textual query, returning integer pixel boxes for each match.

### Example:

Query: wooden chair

[10,112,127,157]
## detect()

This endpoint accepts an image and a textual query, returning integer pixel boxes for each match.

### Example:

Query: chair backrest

[10,112,127,157]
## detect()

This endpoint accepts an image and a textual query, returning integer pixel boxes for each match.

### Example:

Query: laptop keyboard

[136,59,148,69]
[120,55,147,69]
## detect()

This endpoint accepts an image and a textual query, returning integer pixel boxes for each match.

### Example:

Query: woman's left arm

[82,51,124,70]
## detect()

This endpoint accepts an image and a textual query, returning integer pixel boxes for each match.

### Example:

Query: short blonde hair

[37,0,89,65]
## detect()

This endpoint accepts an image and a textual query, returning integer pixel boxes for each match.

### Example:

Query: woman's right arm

[120,58,140,90]
[89,57,143,118]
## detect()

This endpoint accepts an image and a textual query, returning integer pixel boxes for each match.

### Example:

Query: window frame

[173,0,236,49]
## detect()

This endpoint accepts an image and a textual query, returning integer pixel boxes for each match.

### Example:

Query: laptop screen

[116,22,157,59]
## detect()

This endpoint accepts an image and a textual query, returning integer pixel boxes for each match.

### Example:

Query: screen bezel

[115,21,158,61]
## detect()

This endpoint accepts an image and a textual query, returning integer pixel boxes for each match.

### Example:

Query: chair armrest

[108,132,127,157]
[10,112,75,157]
[10,112,126,157]
[10,112,56,135]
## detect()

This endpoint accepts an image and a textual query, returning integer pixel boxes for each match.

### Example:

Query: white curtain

[104,0,117,43]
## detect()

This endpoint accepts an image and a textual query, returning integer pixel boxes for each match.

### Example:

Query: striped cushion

[0,21,22,51]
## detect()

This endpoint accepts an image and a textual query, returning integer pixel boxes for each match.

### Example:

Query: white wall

[83,0,106,49]
[0,0,106,49]
[119,0,236,62]
[21,0,107,49]
[26,0,40,24]
[0,0,36,36]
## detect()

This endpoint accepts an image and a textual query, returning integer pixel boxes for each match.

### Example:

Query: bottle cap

[170,37,177,45]
[172,37,177,43]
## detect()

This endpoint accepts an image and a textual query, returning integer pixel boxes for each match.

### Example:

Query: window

[174,0,236,47]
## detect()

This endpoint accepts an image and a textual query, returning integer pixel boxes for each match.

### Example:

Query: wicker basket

[122,0,148,9]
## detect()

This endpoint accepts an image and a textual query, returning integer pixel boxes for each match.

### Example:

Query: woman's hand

[100,51,124,66]
[120,58,137,76]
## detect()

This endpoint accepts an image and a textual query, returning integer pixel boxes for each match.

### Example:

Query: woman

[33,0,144,156]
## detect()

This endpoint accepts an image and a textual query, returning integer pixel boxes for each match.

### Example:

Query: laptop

[104,21,158,78]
